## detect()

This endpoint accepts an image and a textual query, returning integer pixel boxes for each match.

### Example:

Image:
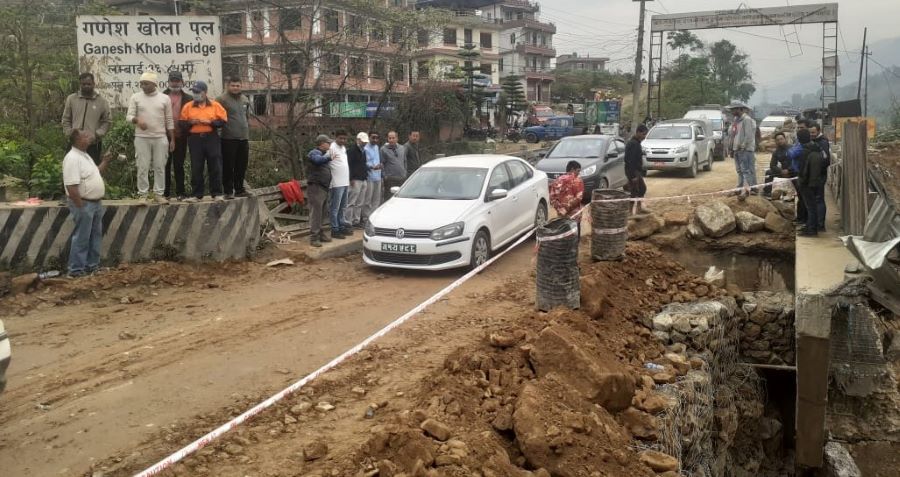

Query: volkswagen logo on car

[396,228,405,240]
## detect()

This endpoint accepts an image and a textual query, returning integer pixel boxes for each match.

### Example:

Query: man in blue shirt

[362,131,383,224]
[787,119,811,224]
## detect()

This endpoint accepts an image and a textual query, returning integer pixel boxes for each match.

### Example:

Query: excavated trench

[654,244,799,477]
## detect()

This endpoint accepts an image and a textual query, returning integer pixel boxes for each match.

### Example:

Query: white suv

[0,320,10,394]
[642,119,715,178]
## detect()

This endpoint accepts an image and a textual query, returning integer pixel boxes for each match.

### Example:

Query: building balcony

[500,0,540,13]
[515,43,556,57]
[499,18,556,33]
[521,67,554,81]
[449,10,505,28]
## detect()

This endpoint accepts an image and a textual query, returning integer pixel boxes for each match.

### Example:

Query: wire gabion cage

[590,189,630,261]
[536,217,580,312]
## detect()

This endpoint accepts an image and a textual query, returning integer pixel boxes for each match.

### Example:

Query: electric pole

[630,0,648,132]
[857,27,866,104]
[864,45,869,117]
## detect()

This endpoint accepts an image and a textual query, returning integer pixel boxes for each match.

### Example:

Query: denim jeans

[736,150,757,188]
[67,199,104,275]
[800,185,825,233]
[815,184,827,229]
[329,186,350,232]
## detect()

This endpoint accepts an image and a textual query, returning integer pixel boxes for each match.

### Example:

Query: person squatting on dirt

[763,132,793,196]
[625,124,649,215]
[179,81,228,203]
[306,135,335,248]
[126,71,175,205]
[794,129,828,237]
[63,129,113,278]
[61,73,111,165]
[549,160,585,237]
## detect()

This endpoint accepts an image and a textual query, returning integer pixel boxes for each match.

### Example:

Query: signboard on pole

[76,15,222,108]
[650,3,838,31]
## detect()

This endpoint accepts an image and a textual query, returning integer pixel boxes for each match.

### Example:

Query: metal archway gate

[646,3,839,120]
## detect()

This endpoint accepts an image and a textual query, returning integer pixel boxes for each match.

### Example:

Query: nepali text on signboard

[76,16,222,108]
[650,3,838,32]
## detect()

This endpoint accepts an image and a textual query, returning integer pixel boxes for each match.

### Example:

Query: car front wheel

[469,230,491,270]
[687,155,699,178]
[534,202,548,228]
[525,132,538,143]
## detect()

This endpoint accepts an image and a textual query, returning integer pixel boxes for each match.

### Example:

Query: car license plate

[381,243,417,254]
[653,162,665,166]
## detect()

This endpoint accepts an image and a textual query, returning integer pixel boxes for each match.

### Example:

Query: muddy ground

[0,154,781,477]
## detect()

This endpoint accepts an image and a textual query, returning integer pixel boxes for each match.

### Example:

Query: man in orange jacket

[180,81,228,202]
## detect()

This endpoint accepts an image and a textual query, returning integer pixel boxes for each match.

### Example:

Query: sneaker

[214,196,225,203]
[137,196,150,206]
[225,194,235,200]
[798,229,818,237]
[310,239,322,248]
[331,232,346,240]
[319,233,333,243]
[154,195,169,205]
[66,271,86,279]
[353,223,364,230]
[235,191,251,198]
[341,228,355,236]
[183,197,200,204]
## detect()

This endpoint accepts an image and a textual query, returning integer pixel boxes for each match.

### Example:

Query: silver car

[535,135,629,203]
[642,119,715,178]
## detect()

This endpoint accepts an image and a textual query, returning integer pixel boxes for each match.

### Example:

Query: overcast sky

[541,0,899,99]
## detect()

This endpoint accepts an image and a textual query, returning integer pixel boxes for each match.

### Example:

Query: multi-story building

[484,0,555,103]
[557,52,609,72]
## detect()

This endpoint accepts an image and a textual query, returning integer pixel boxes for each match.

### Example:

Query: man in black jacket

[162,71,193,200]
[624,124,648,215]
[809,124,831,231]
[796,129,827,237]
[345,132,370,228]
[764,132,792,196]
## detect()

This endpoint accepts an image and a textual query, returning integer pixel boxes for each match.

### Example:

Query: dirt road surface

[0,155,761,476]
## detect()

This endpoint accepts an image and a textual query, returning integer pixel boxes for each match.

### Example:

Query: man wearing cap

[162,71,193,200]
[730,101,758,199]
[218,76,252,199]
[126,71,175,204]
[62,72,111,165]
[345,132,370,229]
[306,135,333,248]
[179,80,228,203]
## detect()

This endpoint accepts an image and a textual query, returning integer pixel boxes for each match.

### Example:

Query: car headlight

[365,221,375,237]
[579,165,597,177]
[431,222,465,241]
[671,144,690,154]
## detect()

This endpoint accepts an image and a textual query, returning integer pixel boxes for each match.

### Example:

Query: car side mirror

[390,186,400,194]
[606,152,618,160]
[696,135,706,141]
[537,152,547,158]
[488,188,508,201]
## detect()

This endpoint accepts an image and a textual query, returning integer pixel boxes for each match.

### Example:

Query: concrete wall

[0,198,260,273]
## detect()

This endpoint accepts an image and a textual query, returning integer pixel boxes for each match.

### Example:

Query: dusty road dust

[0,159,765,476]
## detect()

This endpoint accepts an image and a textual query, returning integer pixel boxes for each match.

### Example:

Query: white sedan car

[364,155,549,271]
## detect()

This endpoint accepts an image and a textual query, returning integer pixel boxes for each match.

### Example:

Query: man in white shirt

[63,129,112,278]
[328,129,353,239]
[126,71,175,204]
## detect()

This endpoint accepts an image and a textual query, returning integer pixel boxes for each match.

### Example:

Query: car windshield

[547,139,604,158]
[647,126,692,140]
[535,109,554,117]
[710,119,723,129]
[761,120,785,127]
[395,167,488,200]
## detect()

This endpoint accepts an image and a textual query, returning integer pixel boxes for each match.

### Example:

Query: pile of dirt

[0,261,253,317]
[332,243,723,476]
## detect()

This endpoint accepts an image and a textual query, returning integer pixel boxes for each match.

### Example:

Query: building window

[324,10,339,32]
[499,58,504,72]
[417,61,430,79]
[280,8,301,31]
[480,32,492,49]
[463,28,472,45]
[443,28,456,45]
[578,62,584,70]
[371,24,386,42]
[283,54,303,75]
[593,63,600,70]
[392,63,406,82]
[251,10,263,22]
[417,29,429,46]
[391,26,403,44]
[348,15,365,37]
[371,60,386,79]
[252,94,267,116]
[223,13,243,35]
[510,33,516,44]
[480,63,492,75]
[349,57,365,77]
[223,58,242,80]
[325,54,342,75]
[540,34,546,46]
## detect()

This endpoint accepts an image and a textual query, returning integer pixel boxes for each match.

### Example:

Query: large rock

[663,211,690,226]
[823,441,861,477]
[764,212,793,234]
[735,211,766,232]
[529,326,635,411]
[628,214,664,240]
[686,215,705,239]
[639,450,679,472]
[694,201,736,237]
[724,195,779,219]
[618,407,659,441]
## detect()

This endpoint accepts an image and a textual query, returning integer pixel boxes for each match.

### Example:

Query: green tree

[551,69,632,103]
[455,42,485,126]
